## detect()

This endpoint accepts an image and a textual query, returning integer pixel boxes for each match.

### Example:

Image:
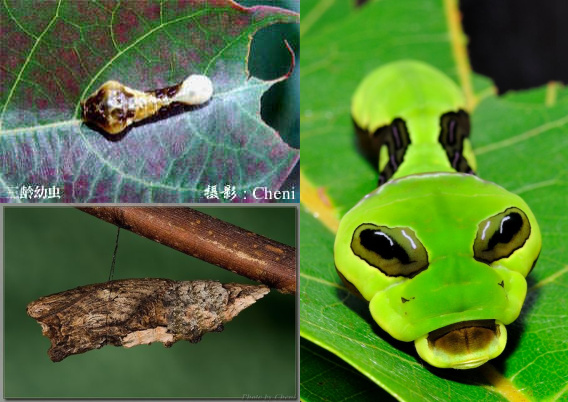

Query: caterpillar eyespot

[81,74,213,135]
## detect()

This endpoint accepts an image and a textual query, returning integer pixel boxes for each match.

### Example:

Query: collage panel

[0,0,299,203]
[300,0,567,401]
[3,206,297,398]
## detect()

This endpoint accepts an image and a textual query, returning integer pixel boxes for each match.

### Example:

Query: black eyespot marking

[439,110,475,174]
[351,224,428,278]
[486,212,523,250]
[498,280,504,288]
[377,119,411,186]
[359,229,411,263]
[474,207,531,264]
[352,117,411,187]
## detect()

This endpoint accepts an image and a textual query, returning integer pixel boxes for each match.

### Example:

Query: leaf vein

[0,0,62,130]
[475,114,568,155]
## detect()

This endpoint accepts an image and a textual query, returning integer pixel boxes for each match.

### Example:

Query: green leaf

[301,338,394,402]
[0,0,299,202]
[300,0,568,400]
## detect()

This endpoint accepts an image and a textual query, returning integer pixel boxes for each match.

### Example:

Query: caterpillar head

[81,81,138,135]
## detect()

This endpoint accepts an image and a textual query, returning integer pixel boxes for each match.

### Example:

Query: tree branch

[77,207,296,294]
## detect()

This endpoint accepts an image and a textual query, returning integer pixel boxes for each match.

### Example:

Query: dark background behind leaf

[245,0,300,199]
[4,207,296,398]
[461,0,568,93]
[354,0,568,92]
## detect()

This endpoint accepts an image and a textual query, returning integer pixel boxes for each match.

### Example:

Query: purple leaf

[0,0,299,202]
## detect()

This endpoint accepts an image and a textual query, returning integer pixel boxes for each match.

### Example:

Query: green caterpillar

[334,61,542,369]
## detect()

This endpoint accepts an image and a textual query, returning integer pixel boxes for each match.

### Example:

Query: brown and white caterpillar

[81,75,213,135]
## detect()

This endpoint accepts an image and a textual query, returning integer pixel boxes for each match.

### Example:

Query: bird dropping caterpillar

[81,74,213,135]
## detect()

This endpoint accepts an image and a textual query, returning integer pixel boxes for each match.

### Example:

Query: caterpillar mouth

[414,320,507,369]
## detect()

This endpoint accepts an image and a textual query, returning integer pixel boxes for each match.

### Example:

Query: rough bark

[27,279,269,362]
[77,207,296,294]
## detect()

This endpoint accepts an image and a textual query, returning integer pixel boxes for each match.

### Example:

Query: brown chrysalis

[27,279,269,362]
